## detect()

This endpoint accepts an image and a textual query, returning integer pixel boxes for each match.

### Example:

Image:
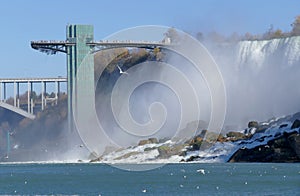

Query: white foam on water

[97,140,183,164]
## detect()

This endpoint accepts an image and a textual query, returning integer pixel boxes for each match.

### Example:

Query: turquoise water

[0,163,299,195]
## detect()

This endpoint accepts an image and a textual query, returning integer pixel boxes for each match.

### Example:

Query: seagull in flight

[197,169,205,175]
[116,64,128,75]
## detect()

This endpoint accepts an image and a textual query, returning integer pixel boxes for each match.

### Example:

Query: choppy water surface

[0,163,299,195]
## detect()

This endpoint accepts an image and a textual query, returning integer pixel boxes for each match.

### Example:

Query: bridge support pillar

[41,81,45,110]
[3,83,6,102]
[17,82,20,108]
[0,82,2,102]
[27,82,30,113]
[13,82,16,107]
[66,25,94,132]
[55,81,59,105]
[30,98,34,114]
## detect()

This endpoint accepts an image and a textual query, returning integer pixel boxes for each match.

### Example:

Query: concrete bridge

[0,77,67,119]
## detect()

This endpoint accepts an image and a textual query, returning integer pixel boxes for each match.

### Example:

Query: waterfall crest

[236,36,300,70]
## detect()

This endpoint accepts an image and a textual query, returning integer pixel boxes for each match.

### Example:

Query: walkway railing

[0,77,67,119]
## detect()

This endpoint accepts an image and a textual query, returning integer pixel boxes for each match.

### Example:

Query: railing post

[27,81,30,113]
[44,82,47,108]
[17,82,20,108]
[0,82,2,102]
[31,98,34,114]
[30,82,33,113]
[3,83,6,102]
[13,82,16,107]
[55,81,58,105]
[41,81,44,110]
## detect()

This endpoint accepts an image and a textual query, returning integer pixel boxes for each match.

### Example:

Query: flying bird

[197,169,205,175]
[116,64,128,75]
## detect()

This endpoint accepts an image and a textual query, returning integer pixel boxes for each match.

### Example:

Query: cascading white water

[210,36,300,127]
[236,36,300,70]
[81,36,300,163]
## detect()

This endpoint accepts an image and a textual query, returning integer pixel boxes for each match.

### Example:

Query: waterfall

[236,36,300,70]
[209,36,300,127]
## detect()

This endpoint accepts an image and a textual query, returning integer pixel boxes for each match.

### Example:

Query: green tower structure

[66,25,95,132]
[31,24,170,136]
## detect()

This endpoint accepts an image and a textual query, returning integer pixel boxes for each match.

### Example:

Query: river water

[0,162,299,195]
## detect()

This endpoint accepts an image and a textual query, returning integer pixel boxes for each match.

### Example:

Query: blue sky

[0,0,299,78]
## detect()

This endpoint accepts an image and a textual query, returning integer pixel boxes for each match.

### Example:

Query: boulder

[291,119,300,129]
[205,132,220,142]
[256,124,270,133]
[248,121,259,128]
[291,112,300,122]
[186,136,203,151]
[288,133,300,158]
[217,134,227,143]
[279,124,288,129]
[228,145,273,162]
[148,138,158,144]
[226,131,247,141]
[138,138,158,146]
[184,155,200,162]
[158,144,186,158]
[228,132,300,162]
[138,140,149,146]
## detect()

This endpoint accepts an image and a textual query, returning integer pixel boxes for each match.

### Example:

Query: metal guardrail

[0,77,67,83]
[31,40,173,55]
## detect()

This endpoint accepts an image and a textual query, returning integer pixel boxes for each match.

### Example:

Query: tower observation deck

[31,25,172,132]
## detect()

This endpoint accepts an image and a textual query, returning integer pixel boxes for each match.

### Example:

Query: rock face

[89,113,300,163]
[256,124,270,133]
[186,135,203,151]
[157,144,186,158]
[288,133,300,157]
[185,130,223,151]
[229,131,300,162]
[226,131,247,141]
[248,121,259,128]
[138,138,158,146]
[291,119,300,129]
